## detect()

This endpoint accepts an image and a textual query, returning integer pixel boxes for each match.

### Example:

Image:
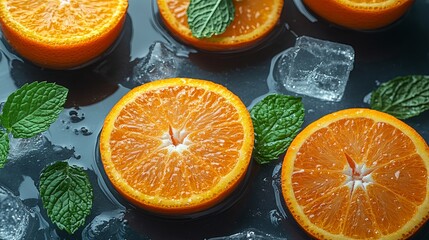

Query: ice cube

[4,131,75,167]
[128,41,186,86]
[81,209,126,240]
[273,36,355,102]
[0,185,34,240]
[208,228,285,240]
[7,133,47,160]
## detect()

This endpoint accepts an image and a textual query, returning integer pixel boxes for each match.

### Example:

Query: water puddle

[0,0,428,239]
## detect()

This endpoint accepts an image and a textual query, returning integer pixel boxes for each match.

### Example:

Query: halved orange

[100,78,254,215]
[157,0,284,51]
[303,0,415,30]
[281,108,429,239]
[0,0,128,69]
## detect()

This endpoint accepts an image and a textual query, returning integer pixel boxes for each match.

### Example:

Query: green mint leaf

[250,94,305,164]
[187,0,235,38]
[0,130,9,168]
[370,75,429,119]
[0,81,68,138]
[39,161,93,234]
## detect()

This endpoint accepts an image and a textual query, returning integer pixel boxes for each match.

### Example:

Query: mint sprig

[370,75,429,119]
[0,130,9,168]
[1,82,94,235]
[187,0,235,38]
[1,81,68,138]
[0,82,68,167]
[250,94,305,164]
[39,161,93,234]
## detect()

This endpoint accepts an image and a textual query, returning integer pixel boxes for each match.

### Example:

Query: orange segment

[100,78,254,215]
[157,0,283,51]
[0,0,128,69]
[302,0,414,30]
[282,108,429,239]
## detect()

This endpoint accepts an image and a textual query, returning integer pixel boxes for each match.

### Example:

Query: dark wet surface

[0,0,428,239]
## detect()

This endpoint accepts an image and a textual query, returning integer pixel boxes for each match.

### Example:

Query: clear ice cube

[208,228,285,240]
[81,210,126,240]
[274,36,355,102]
[128,41,186,86]
[7,134,47,160]
[0,185,34,240]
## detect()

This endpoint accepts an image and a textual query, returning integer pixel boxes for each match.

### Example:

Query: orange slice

[100,78,254,215]
[281,108,429,239]
[157,0,284,51]
[302,0,415,30]
[0,0,128,69]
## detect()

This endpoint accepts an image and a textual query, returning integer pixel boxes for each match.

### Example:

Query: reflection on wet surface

[0,0,428,239]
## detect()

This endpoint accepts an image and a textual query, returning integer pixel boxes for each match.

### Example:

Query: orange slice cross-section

[100,78,254,215]
[282,108,429,239]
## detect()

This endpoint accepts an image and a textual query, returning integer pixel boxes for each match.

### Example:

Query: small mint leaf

[250,94,305,164]
[187,0,235,38]
[1,81,68,138]
[370,75,429,119]
[0,130,9,168]
[39,161,93,234]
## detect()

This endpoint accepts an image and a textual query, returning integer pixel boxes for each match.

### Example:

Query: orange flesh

[100,79,254,214]
[282,109,429,239]
[167,0,277,37]
[345,0,400,6]
[5,0,119,38]
[0,0,128,69]
[302,0,414,30]
[293,119,427,237]
[109,86,244,198]
[158,0,283,51]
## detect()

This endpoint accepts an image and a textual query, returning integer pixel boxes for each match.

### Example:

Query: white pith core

[343,153,374,193]
[60,0,70,8]
[160,126,190,152]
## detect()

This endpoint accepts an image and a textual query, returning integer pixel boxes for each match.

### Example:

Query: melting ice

[127,41,187,86]
[273,36,355,102]
[208,228,286,240]
[0,185,34,240]
[82,209,127,240]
